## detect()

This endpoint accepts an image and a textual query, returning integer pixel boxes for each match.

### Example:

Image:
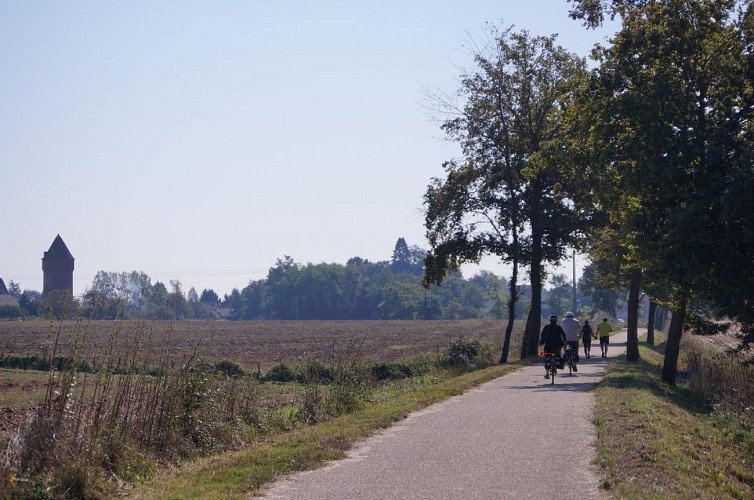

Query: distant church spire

[42,234,75,297]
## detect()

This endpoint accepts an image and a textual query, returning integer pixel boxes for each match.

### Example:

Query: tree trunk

[646,300,657,346]
[655,306,668,330]
[501,127,519,364]
[521,258,543,358]
[626,268,641,361]
[500,260,518,363]
[662,294,688,386]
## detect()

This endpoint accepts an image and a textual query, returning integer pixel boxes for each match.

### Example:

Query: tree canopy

[423,26,589,359]
[568,0,754,381]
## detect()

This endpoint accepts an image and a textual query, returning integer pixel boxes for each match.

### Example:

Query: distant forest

[2,238,619,322]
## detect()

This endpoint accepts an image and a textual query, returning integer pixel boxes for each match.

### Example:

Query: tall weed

[0,319,262,497]
[685,337,754,414]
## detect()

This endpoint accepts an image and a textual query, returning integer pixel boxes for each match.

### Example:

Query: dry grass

[0,370,48,409]
[684,335,754,414]
[594,334,754,498]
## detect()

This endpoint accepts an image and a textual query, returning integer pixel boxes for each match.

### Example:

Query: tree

[546,274,572,316]
[8,280,21,298]
[19,290,42,317]
[646,300,658,345]
[168,280,188,319]
[84,270,153,318]
[200,288,220,306]
[423,26,588,361]
[44,290,80,320]
[224,288,243,320]
[571,0,754,382]
[240,281,266,319]
[125,271,153,313]
[391,237,412,274]
[470,271,509,319]
[264,256,301,319]
[0,305,22,319]
[147,282,170,320]
[577,264,619,317]
[378,282,421,319]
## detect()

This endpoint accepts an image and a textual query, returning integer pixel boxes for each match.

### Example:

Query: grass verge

[130,360,526,499]
[594,335,754,499]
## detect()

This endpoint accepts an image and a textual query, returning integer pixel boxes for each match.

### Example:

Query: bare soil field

[0,319,518,371]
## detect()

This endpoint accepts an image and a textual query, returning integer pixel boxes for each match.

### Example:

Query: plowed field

[0,319,521,371]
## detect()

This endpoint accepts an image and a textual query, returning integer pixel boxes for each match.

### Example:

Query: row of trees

[222,253,508,321]
[5,236,619,322]
[423,0,754,381]
[2,239,511,321]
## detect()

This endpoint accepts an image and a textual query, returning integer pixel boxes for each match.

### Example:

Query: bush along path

[256,331,630,499]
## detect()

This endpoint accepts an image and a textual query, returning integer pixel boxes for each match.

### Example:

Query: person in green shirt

[596,317,613,358]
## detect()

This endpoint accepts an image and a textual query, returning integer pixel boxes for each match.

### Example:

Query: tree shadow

[505,380,600,392]
[599,354,710,415]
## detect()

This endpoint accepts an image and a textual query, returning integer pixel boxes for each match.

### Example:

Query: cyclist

[561,312,581,371]
[581,319,595,359]
[539,315,567,379]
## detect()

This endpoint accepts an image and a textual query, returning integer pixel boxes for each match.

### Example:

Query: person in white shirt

[560,312,581,371]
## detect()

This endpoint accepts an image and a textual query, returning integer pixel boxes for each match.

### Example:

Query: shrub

[324,381,366,417]
[371,362,414,381]
[296,384,324,424]
[214,359,245,377]
[0,354,94,373]
[0,354,49,371]
[262,363,300,383]
[443,338,484,368]
[302,359,333,383]
[0,305,23,320]
[686,341,754,414]
[56,461,92,499]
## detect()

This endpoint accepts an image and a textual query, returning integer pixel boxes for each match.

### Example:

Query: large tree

[423,27,588,361]
[571,0,754,382]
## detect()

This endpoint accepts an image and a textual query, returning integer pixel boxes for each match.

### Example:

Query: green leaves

[424,26,588,284]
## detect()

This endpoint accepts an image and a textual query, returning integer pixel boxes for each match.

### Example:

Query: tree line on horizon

[1,237,622,322]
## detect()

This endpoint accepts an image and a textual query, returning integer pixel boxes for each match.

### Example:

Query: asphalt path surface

[259,330,629,500]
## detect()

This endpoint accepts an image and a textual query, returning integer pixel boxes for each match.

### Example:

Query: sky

[1,1,617,298]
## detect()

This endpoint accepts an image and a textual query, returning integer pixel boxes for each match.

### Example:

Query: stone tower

[42,235,75,297]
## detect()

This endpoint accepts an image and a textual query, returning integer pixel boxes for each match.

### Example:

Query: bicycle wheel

[569,359,573,376]
[551,367,556,384]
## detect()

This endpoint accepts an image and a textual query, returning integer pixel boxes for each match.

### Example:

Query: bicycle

[539,351,561,384]
[563,346,578,376]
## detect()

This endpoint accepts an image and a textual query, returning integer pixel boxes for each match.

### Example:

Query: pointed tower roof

[45,234,74,259]
[0,278,8,295]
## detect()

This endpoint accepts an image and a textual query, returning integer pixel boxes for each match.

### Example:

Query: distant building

[42,235,75,297]
[0,278,19,306]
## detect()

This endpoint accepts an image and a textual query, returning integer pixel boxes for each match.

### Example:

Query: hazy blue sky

[1,1,616,297]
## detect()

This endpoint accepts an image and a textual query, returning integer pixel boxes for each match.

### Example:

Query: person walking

[581,319,595,359]
[597,318,613,358]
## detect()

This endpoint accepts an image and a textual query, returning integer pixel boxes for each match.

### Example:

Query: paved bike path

[259,330,629,499]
